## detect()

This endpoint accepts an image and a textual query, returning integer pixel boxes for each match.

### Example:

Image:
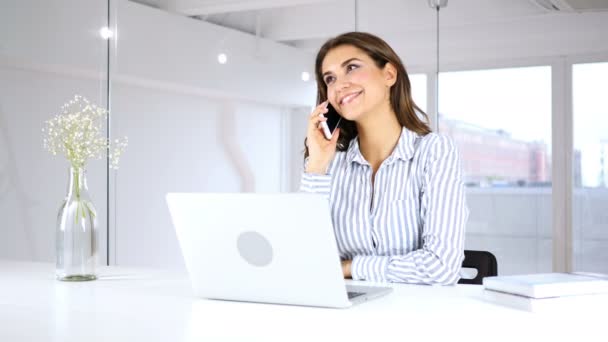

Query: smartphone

[319,103,342,140]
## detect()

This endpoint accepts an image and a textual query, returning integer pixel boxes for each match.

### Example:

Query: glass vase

[56,167,98,281]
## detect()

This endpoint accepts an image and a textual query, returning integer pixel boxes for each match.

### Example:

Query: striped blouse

[300,127,468,285]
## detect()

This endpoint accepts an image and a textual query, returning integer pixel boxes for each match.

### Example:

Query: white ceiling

[130,0,608,68]
[135,0,550,43]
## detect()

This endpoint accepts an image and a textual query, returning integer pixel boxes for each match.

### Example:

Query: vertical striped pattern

[300,127,468,285]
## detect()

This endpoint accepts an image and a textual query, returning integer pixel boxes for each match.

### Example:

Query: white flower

[42,95,128,169]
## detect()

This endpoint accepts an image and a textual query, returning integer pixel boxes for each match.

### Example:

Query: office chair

[458,250,498,285]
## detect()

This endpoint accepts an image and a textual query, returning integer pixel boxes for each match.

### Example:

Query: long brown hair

[304,32,431,158]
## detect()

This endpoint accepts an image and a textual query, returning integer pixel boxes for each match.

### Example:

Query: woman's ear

[383,63,397,87]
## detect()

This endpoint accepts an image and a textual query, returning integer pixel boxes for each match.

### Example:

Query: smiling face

[320,44,396,123]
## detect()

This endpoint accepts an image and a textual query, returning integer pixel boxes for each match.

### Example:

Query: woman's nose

[335,77,351,92]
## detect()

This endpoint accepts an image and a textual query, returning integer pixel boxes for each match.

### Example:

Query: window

[573,62,608,273]
[409,74,427,113]
[439,66,552,275]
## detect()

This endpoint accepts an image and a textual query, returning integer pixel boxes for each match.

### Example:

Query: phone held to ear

[319,103,342,140]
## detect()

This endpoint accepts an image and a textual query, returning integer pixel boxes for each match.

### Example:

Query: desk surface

[0,260,604,341]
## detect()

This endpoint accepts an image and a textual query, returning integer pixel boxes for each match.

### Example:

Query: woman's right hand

[305,100,341,174]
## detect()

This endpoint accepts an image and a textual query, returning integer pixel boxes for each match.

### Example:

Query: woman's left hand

[341,259,352,279]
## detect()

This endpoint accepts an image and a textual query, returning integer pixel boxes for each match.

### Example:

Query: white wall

[0,0,109,263]
[111,85,287,267]
[417,12,608,70]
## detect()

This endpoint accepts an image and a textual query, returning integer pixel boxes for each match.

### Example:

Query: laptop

[166,193,392,308]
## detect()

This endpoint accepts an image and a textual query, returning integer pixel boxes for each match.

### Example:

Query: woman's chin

[340,110,362,122]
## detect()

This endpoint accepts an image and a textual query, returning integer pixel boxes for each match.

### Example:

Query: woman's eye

[346,64,359,72]
[324,76,335,84]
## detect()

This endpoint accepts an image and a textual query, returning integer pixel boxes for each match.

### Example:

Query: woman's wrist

[341,259,352,279]
[305,162,328,175]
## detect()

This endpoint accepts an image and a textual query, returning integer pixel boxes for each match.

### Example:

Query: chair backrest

[458,250,498,285]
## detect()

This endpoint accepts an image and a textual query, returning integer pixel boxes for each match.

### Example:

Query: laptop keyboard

[347,291,365,299]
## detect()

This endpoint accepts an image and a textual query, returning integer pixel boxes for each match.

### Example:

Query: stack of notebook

[482,272,608,312]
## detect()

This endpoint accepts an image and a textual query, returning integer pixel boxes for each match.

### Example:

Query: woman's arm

[349,134,468,285]
[299,157,334,196]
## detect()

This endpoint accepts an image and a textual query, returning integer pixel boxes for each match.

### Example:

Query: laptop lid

[166,193,352,308]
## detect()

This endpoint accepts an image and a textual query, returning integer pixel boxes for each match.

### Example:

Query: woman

[300,32,468,285]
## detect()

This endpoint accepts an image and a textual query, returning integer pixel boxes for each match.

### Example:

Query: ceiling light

[99,27,113,40]
[301,72,310,82]
[218,53,227,64]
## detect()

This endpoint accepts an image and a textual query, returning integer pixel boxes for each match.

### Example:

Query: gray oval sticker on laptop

[237,231,273,267]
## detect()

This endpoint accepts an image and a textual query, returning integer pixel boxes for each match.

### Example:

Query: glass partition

[0,0,109,263]
[108,0,438,268]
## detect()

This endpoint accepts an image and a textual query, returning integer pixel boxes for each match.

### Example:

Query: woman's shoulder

[417,131,456,147]
[415,131,459,159]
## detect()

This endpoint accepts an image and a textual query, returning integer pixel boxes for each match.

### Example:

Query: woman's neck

[356,105,402,170]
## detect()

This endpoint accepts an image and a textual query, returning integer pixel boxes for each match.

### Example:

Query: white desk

[1,260,604,341]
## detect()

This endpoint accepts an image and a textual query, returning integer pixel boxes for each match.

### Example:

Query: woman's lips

[339,90,363,105]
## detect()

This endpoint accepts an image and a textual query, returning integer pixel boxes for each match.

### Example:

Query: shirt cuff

[299,172,332,195]
[351,255,390,282]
